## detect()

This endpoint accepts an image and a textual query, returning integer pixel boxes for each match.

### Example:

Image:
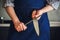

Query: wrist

[12,18,20,23]
[39,9,44,14]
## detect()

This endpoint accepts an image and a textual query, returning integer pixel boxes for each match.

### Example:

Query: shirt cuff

[3,0,14,7]
[51,1,60,10]
[4,3,14,7]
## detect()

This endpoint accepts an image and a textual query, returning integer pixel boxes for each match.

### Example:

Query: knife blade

[33,18,40,36]
[25,16,41,36]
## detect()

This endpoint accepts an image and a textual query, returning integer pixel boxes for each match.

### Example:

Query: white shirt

[4,0,60,9]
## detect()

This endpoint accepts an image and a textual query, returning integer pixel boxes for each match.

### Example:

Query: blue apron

[8,0,50,40]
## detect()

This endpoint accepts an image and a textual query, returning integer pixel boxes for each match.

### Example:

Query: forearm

[5,7,19,22]
[5,7,27,32]
[40,5,54,14]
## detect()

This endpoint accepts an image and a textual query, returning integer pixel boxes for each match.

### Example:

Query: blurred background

[0,0,60,40]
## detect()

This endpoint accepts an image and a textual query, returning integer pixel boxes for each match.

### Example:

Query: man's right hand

[13,20,27,32]
[5,6,27,32]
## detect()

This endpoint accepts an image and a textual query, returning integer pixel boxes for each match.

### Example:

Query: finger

[32,10,36,19]
[18,24,24,32]
[14,25,20,32]
[17,24,23,32]
[19,23,24,31]
[37,16,41,20]
[35,13,40,18]
[16,26,21,32]
[22,23,27,30]
[35,10,43,18]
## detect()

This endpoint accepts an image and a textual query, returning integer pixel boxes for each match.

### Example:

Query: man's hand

[13,20,27,32]
[32,10,43,20]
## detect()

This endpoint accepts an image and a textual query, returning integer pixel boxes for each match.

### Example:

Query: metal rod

[25,20,33,25]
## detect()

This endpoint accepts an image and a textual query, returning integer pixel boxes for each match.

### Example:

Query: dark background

[0,27,60,40]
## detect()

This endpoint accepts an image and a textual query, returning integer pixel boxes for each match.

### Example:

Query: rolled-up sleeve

[4,0,14,7]
[46,0,60,10]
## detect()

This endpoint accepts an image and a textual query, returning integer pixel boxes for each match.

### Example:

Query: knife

[33,18,40,36]
[25,16,41,36]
